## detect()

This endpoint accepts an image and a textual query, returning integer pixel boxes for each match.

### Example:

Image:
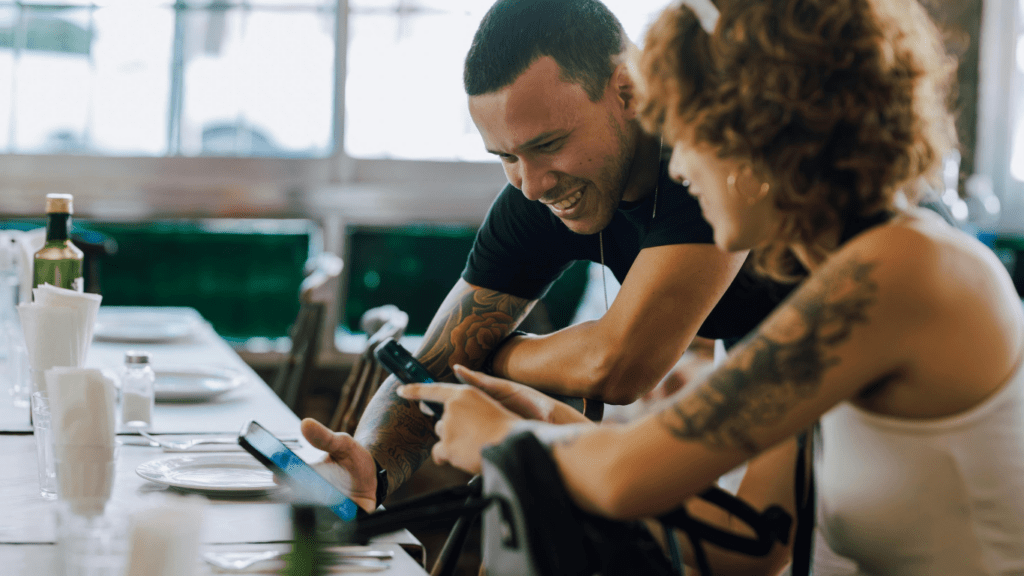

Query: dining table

[0,306,428,575]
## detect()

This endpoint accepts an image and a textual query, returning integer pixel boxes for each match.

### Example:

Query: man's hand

[397,381,523,475]
[453,365,591,425]
[300,418,378,513]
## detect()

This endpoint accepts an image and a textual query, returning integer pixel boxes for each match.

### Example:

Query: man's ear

[611,45,642,118]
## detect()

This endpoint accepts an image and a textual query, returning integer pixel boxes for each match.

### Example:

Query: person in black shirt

[299,0,791,512]
[467,166,790,359]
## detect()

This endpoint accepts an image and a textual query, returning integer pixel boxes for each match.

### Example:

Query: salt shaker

[120,351,154,430]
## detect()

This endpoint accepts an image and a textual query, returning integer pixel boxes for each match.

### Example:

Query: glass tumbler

[31,391,57,500]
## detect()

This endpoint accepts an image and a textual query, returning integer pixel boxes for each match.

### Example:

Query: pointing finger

[397,383,463,403]
[453,365,520,401]
[452,364,479,384]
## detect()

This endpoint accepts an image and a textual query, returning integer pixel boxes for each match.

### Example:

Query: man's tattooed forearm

[354,283,533,490]
[354,376,437,492]
[417,284,534,378]
[660,258,878,452]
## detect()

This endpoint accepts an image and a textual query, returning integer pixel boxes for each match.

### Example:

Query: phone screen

[238,420,361,521]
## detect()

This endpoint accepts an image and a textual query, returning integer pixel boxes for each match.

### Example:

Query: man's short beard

[585,113,636,234]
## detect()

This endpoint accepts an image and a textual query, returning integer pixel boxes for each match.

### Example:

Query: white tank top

[815,356,1024,576]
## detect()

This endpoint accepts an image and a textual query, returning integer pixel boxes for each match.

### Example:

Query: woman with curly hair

[400,0,1024,573]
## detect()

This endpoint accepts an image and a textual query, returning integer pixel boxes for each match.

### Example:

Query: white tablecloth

[1,307,299,435]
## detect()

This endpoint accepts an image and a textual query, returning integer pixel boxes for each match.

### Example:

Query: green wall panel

[343,224,589,335]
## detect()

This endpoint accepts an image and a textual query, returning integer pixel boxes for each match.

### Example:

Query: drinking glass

[31,391,57,499]
[7,329,30,408]
[0,235,28,407]
[56,503,130,576]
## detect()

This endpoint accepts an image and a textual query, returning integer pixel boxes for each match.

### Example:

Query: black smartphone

[238,420,364,521]
[373,338,445,418]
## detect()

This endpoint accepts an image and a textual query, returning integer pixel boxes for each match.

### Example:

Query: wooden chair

[328,304,409,434]
[271,252,344,414]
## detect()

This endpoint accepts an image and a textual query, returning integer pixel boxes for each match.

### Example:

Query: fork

[138,430,298,451]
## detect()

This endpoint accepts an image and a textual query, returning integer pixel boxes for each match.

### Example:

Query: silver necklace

[598,153,661,311]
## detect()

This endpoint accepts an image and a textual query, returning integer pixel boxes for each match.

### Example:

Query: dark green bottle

[32,194,83,292]
[286,504,331,576]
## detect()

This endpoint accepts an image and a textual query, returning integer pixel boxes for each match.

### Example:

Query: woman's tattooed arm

[355,279,534,492]
[658,258,879,453]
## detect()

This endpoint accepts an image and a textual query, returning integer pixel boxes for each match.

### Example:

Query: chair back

[329,305,409,434]
[271,253,344,413]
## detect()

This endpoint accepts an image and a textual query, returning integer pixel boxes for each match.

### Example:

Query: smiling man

[300,0,792,513]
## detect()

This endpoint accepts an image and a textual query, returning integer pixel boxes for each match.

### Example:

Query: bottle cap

[125,350,152,365]
[45,193,73,215]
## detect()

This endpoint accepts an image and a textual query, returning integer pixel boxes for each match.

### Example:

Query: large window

[0,0,335,157]
[0,0,673,161]
[345,0,677,162]
[978,0,1024,233]
[0,0,687,216]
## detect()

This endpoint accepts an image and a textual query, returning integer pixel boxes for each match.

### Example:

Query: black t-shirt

[462,162,794,343]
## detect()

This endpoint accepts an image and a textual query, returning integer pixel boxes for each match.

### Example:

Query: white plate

[94,309,201,343]
[154,365,246,402]
[136,453,282,494]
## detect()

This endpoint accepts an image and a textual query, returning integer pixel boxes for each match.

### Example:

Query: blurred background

[0,0,1019,340]
[0,0,1019,366]
[0,0,691,346]
[1,2,1022,572]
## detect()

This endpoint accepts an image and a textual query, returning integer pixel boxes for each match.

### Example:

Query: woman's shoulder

[843,210,995,276]
[834,211,1024,411]
[837,209,1020,319]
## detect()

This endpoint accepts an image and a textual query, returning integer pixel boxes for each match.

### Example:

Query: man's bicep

[416,278,536,380]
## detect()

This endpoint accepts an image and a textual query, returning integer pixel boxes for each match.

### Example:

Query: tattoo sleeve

[659,258,878,453]
[354,281,534,493]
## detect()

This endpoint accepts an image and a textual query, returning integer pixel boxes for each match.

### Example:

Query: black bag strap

[659,486,793,556]
[658,485,793,576]
[660,427,818,576]
[791,426,816,576]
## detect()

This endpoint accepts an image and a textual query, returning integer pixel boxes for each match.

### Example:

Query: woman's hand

[451,365,592,425]
[398,370,526,474]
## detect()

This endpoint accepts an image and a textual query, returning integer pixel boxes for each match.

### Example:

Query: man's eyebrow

[486,131,565,156]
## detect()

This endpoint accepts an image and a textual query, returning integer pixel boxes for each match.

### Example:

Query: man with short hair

[301,0,790,512]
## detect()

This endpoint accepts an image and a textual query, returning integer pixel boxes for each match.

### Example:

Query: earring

[753,181,770,204]
[726,172,739,196]
[727,169,770,205]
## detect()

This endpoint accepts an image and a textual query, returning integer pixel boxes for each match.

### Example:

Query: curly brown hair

[638,0,958,281]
